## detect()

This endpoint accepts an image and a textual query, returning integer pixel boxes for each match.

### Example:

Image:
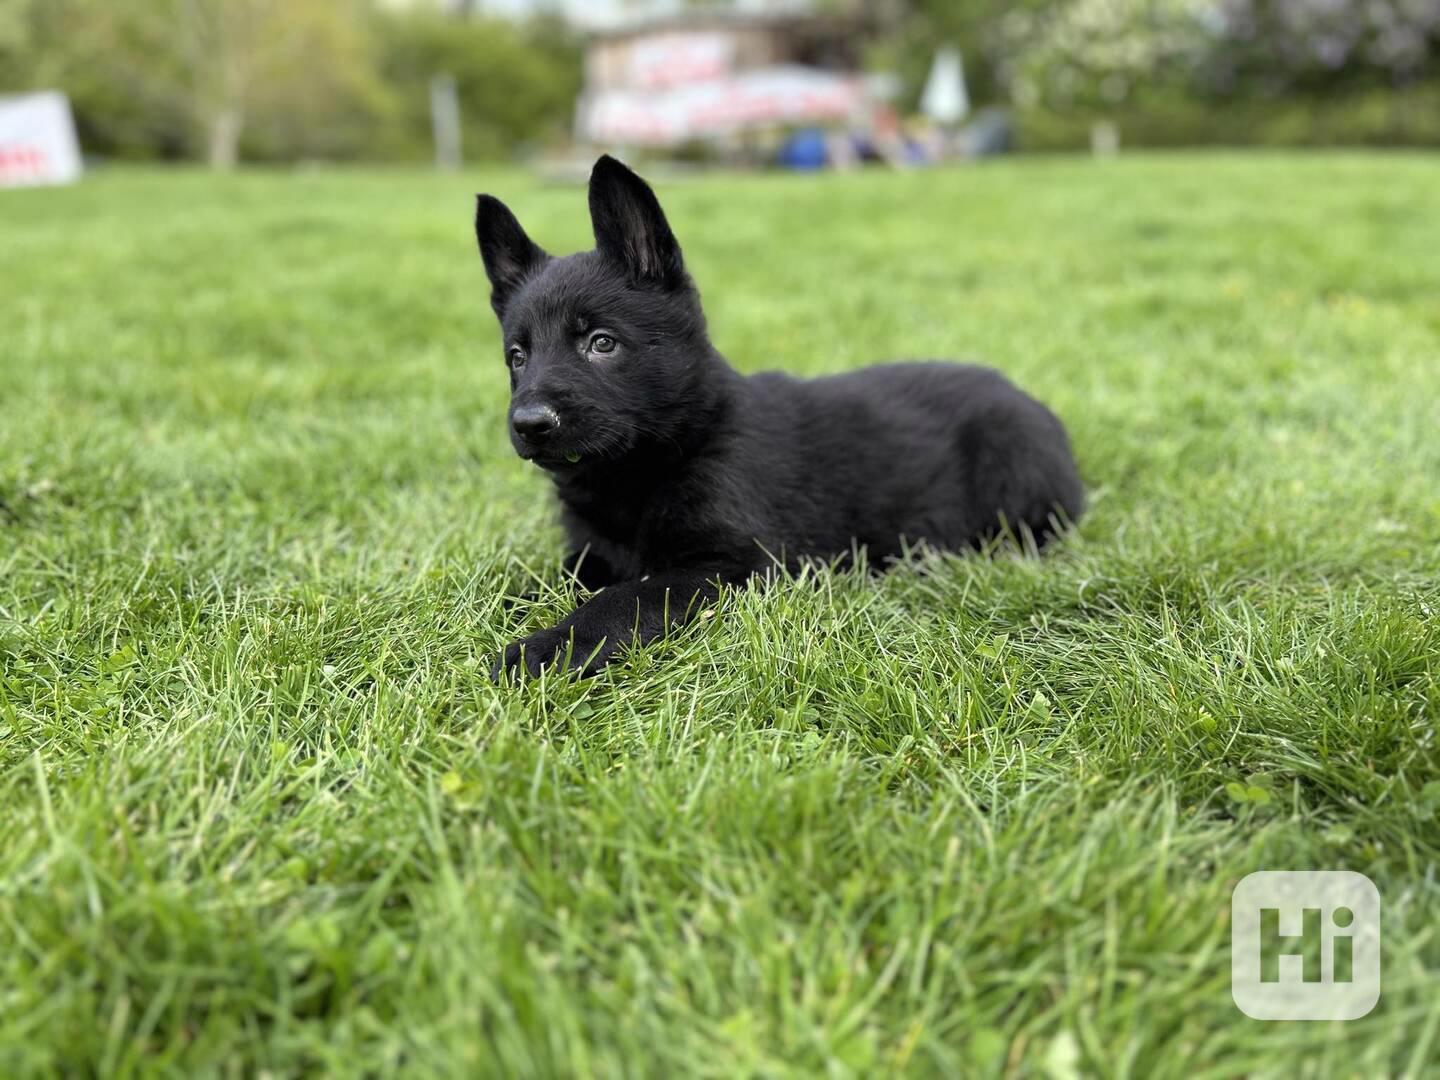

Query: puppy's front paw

[490,625,616,681]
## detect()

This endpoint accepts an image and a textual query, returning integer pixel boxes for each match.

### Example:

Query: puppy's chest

[560,486,715,576]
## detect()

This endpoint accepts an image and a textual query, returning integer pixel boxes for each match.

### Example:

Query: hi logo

[1231,871,1381,1020]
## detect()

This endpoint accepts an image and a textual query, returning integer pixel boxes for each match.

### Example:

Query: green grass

[2,154,1438,1077]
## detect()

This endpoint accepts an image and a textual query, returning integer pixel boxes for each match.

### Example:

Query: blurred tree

[374,11,581,162]
[889,0,1437,132]
[1002,0,1212,111]
[3,0,581,165]
[0,1,28,52]
[882,0,1064,107]
[0,0,388,167]
[1201,0,1440,95]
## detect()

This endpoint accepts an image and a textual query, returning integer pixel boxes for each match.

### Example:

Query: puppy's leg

[492,566,748,680]
[562,547,618,593]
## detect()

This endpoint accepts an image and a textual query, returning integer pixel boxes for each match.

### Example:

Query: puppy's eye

[507,346,526,368]
[588,333,617,356]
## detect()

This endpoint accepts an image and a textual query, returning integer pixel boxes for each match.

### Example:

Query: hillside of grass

[2,155,1438,1075]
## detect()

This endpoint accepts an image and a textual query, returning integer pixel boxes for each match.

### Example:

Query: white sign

[0,91,83,189]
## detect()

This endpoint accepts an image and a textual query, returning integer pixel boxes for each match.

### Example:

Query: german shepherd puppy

[476,156,1083,679]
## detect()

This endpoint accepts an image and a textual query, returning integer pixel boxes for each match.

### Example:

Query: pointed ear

[475,194,548,318]
[588,155,684,286]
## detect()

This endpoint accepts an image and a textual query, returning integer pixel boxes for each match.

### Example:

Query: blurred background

[3,0,1438,181]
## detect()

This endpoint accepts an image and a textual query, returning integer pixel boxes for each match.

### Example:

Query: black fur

[476,155,1084,679]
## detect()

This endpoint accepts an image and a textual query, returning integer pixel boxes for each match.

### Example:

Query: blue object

[777,129,829,170]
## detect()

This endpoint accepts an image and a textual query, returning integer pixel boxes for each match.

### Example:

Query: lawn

[2,154,1438,1076]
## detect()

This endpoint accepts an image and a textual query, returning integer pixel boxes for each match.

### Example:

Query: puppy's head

[475,156,709,471]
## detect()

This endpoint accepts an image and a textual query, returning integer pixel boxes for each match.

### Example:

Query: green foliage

[1,0,180,159]
[2,157,1439,1073]
[374,12,581,161]
[894,0,1439,148]
[228,0,397,164]
[1003,0,1212,110]
[1202,0,1440,95]
[0,1,578,165]
[0,0,391,164]
[0,0,29,52]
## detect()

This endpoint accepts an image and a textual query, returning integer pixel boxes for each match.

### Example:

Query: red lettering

[0,144,50,179]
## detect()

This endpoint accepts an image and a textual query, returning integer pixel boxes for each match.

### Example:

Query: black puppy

[477,156,1083,679]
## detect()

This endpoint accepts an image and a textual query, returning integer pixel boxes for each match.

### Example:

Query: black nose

[511,404,560,441]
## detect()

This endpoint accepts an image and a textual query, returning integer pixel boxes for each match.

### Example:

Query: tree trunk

[207,106,243,171]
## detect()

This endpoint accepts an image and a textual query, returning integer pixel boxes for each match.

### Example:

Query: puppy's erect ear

[475,194,548,318]
[588,155,684,287]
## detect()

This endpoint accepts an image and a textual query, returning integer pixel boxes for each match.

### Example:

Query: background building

[576,7,872,149]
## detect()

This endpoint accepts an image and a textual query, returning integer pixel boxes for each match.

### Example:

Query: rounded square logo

[1231,870,1380,1020]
